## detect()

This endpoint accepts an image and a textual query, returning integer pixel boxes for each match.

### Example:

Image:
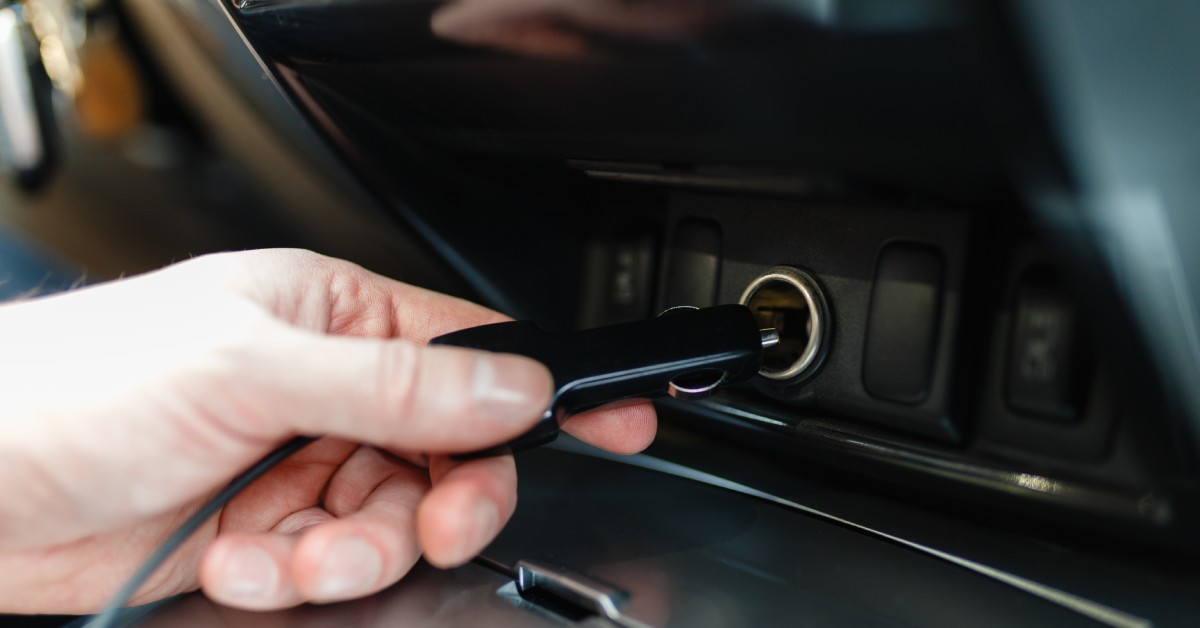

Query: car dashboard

[15,0,1200,625]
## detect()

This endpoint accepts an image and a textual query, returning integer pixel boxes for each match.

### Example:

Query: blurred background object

[0,3,56,190]
[0,0,464,292]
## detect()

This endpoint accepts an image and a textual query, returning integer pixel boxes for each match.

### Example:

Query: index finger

[201,249,512,342]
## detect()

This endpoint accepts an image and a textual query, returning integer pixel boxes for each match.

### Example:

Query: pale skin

[0,249,656,613]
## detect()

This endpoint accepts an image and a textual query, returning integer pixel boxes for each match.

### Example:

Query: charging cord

[84,436,317,628]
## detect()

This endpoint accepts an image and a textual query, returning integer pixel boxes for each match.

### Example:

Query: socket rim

[739,266,829,381]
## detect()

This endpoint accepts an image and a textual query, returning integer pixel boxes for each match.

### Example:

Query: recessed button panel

[862,243,944,404]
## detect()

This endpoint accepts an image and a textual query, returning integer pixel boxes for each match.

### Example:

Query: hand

[0,249,656,613]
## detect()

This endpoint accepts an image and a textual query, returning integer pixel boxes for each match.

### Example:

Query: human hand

[0,249,656,613]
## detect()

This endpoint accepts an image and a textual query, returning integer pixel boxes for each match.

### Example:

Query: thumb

[233,325,553,452]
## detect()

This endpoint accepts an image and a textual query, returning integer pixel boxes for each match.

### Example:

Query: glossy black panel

[483,446,1170,627]
[233,0,996,187]
[129,443,1199,627]
[137,561,557,627]
[221,0,1009,329]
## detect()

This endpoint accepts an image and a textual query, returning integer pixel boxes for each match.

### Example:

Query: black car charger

[432,304,778,457]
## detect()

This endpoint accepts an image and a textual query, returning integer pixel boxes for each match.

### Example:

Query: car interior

[2,0,1198,626]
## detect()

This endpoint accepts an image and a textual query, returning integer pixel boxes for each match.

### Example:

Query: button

[1005,273,1085,423]
[661,218,722,308]
[581,232,656,327]
[862,243,944,404]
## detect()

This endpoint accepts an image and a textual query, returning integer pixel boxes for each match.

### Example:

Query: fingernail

[471,354,551,422]
[219,545,278,601]
[314,537,382,600]
[455,500,499,564]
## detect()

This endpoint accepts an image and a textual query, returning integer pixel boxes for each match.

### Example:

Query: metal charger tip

[760,328,780,348]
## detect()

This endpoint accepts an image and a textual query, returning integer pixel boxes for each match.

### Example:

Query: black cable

[85,436,317,628]
[471,554,518,581]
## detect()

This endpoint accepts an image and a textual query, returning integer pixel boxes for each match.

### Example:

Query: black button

[862,243,944,404]
[661,218,722,308]
[603,235,656,324]
[581,231,657,328]
[1005,273,1086,423]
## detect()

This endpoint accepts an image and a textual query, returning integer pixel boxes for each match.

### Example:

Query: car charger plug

[432,303,778,457]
